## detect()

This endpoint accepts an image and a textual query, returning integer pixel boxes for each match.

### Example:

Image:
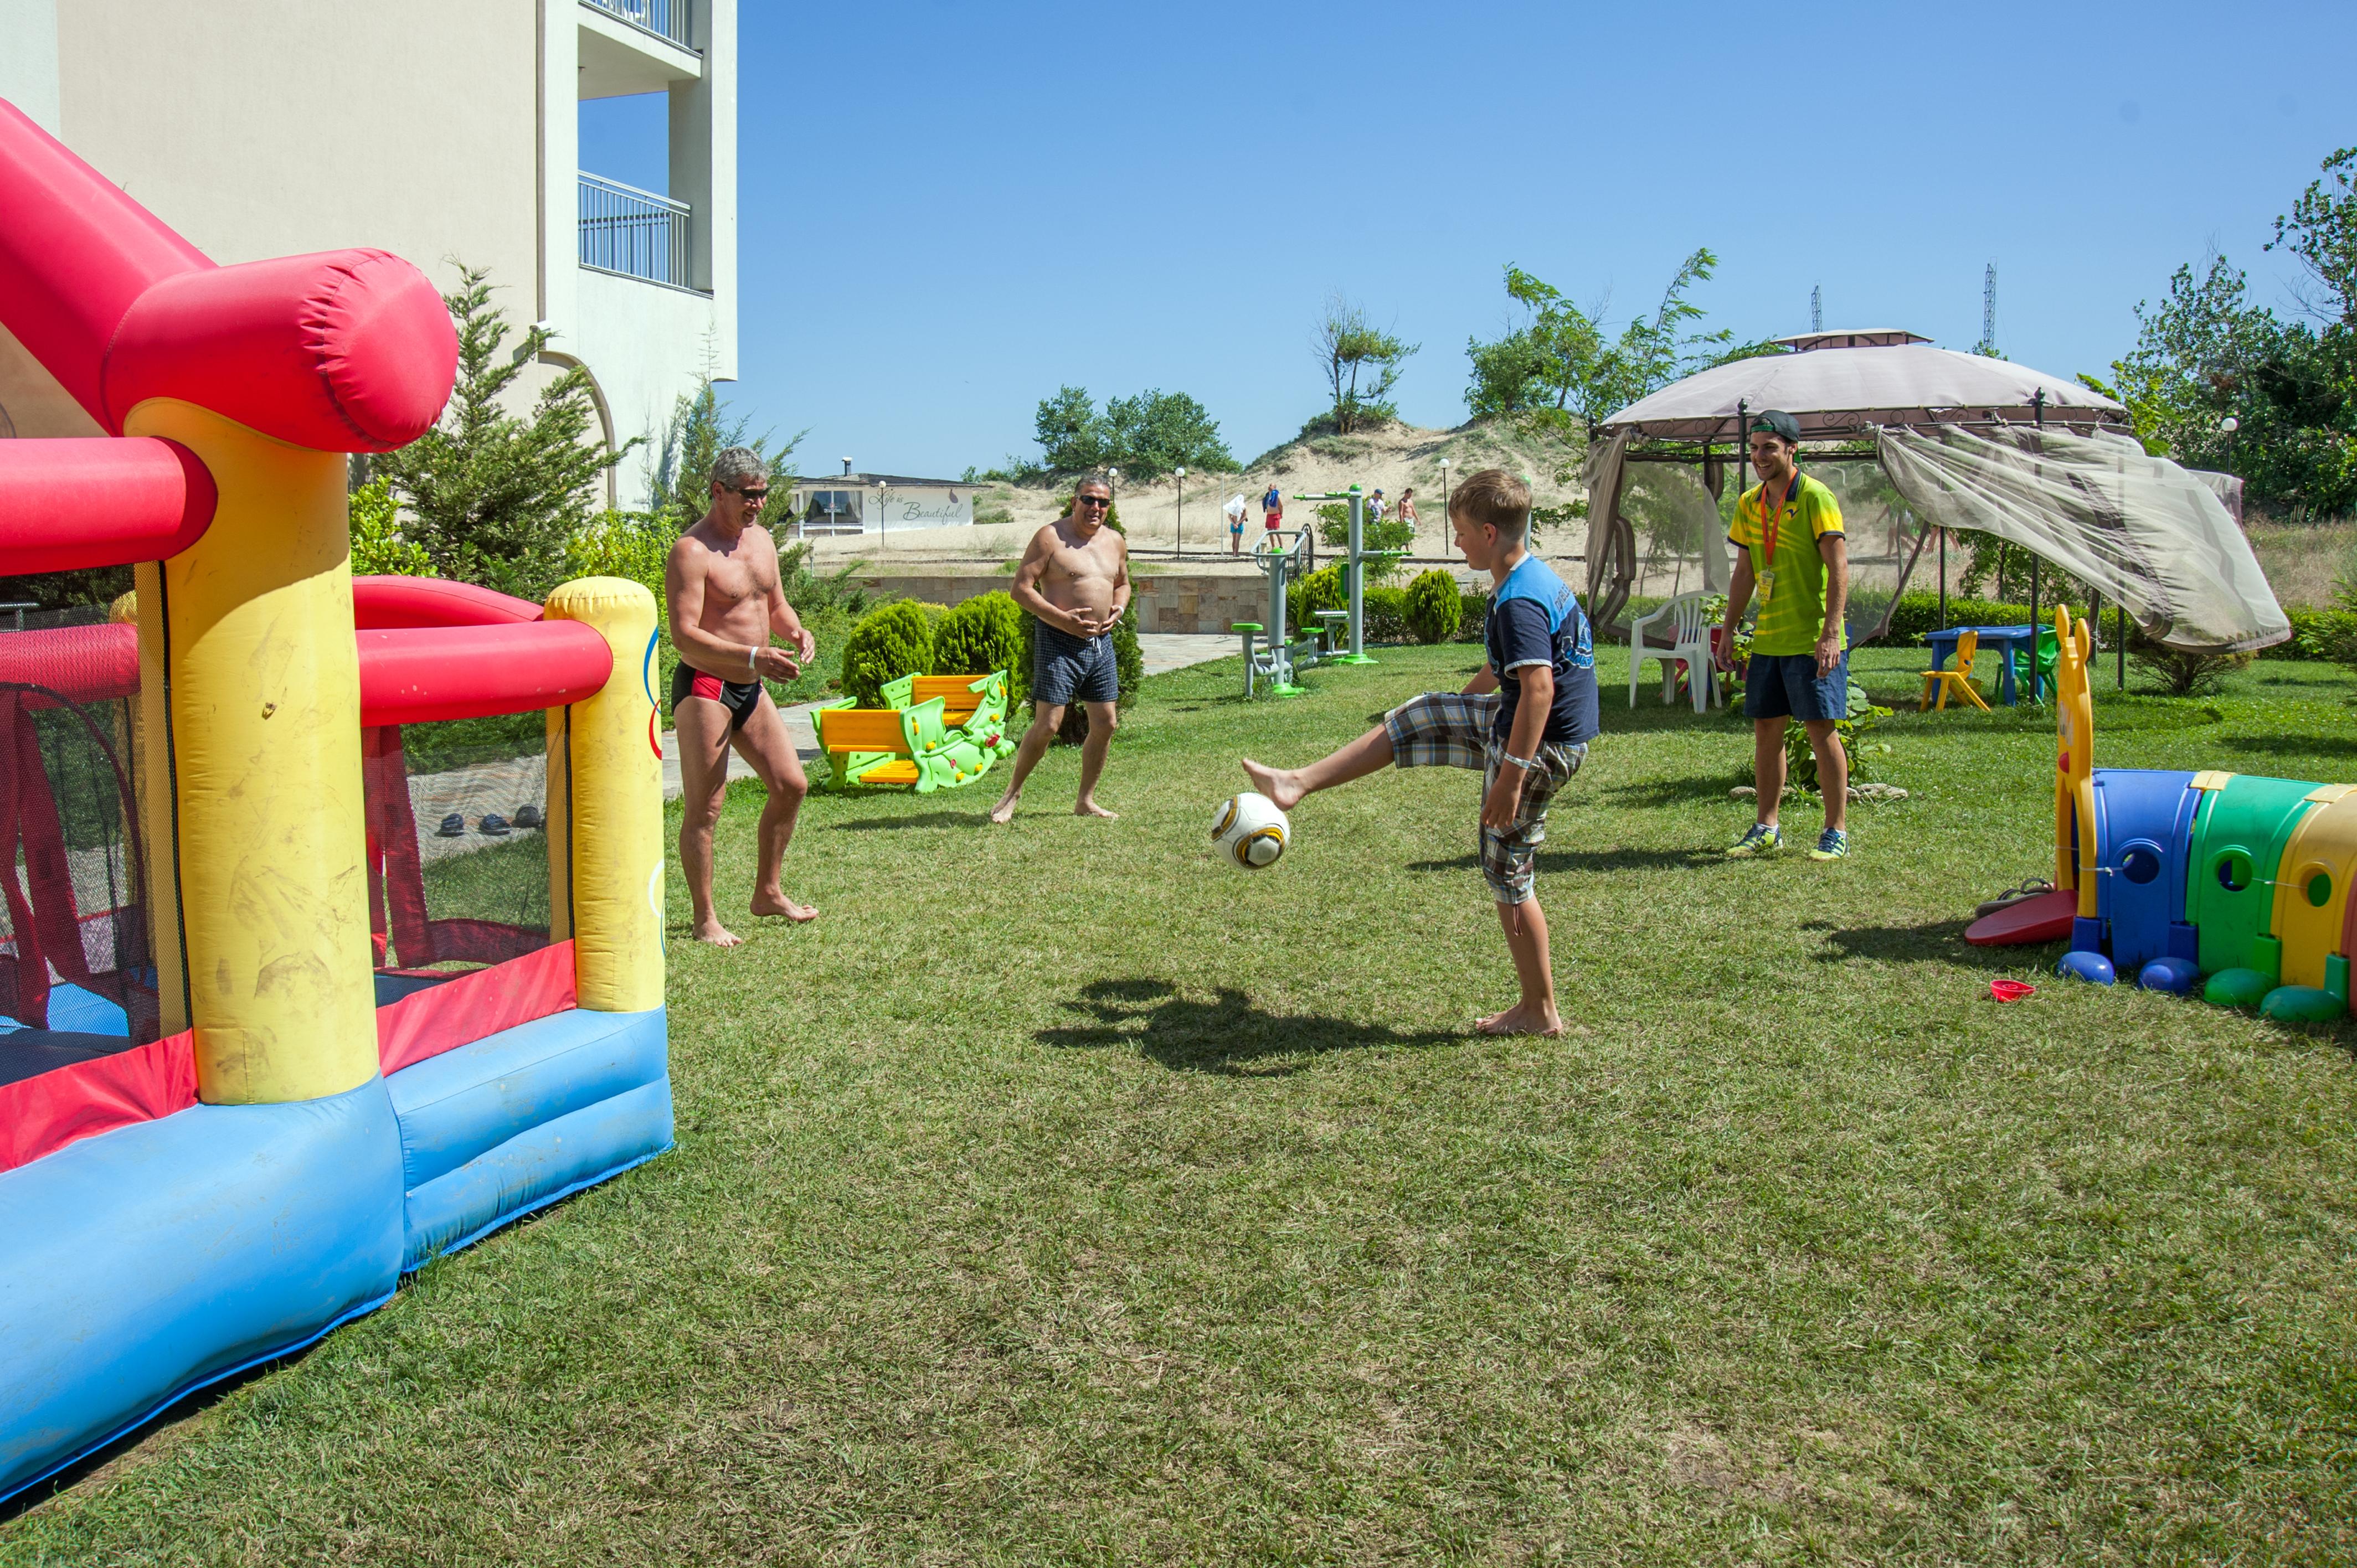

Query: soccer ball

[1211,791,1289,869]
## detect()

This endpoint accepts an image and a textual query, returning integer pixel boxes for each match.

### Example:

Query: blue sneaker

[1726,822,1782,858]
[1808,828,1850,861]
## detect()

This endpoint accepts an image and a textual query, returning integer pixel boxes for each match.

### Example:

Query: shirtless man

[988,475,1130,822]
[664,446,820,945]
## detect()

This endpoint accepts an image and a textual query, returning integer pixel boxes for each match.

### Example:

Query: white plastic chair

[1628,591,1717,713]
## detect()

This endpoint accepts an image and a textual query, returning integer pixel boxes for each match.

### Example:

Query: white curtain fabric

[1580,428,1633,613]
[1875,424,2289,653]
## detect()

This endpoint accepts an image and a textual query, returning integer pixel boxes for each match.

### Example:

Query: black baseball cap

[1749,409,1802,444]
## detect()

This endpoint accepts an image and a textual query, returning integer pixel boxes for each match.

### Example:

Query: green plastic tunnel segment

[2186,775,2325,983]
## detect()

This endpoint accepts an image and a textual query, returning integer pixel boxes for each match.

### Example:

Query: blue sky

[581,0,2356,479]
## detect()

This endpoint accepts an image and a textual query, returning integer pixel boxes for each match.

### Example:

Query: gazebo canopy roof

[1600,334,2128,442]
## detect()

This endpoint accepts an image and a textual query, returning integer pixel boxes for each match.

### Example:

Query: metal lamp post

[1175,465,1186,556]
[1438,458,1451,555]
[872,477,888,537]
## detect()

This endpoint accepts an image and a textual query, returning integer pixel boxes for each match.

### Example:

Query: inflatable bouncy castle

[1970,606,2357,1019]
[0,101,670,1499]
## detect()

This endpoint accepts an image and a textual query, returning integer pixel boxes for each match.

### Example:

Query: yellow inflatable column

[121,400,376,1103]
[543,578,664,1012]
[2051,607,2097,914]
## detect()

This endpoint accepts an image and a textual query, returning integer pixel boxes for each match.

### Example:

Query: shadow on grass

[1039,978,1460,1075]
[830,810,990,832]
[1408,846,1721,875]
[2217,733,2357,761]
[1601,775,1748,808]
[1802,915,2043,971]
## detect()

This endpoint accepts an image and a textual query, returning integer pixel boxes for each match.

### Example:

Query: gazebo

[1581,330,2287,657]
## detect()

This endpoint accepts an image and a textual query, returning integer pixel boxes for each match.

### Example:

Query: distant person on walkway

[990,475,1131,823]
[1239,469,1598,1037]
[1369,488,1387,529]
[1263,483,1284,533]
[1399,487,1419,537]
[1224,492,1249,554]
[665,446,820,945]
[1715,408,1851,862]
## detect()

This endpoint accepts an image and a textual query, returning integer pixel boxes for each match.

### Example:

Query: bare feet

[1241,759,1303,811]
[987,791,1020,824]
[1075,800,1119,819]
[692,919,744,948]
[750,890,818,923]
[1475,1004,1565,1037]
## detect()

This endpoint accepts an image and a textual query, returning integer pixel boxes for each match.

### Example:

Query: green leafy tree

[374,264,631,600]
[644,374,802,535]
[1027,388,1233,479]
[1465,252,1736,435]
[1313,293,1418,435]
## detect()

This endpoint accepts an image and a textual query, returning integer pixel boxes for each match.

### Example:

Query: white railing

[578,173,693,290]
[581,0,694,51]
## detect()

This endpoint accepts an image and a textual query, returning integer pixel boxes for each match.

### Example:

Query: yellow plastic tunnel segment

[2272,786,2357,990]
[543,577,664,1013]
[122,399,377,1104]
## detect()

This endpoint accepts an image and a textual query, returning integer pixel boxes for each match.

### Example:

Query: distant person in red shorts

[1263,482,1284,533]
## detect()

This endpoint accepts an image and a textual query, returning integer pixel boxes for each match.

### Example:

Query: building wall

[1,0,738,512]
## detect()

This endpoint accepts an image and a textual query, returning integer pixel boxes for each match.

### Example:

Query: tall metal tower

[1810,284,1821,333]
[1976,262,1998,356]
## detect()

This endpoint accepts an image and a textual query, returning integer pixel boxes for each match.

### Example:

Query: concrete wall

[855,573,1275,636]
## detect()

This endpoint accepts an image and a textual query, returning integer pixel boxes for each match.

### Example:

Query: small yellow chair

[1921,628,1992,712]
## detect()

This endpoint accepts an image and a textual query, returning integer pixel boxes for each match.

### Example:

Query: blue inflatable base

[0,1004,671,1507]
[2056,950,2117,984]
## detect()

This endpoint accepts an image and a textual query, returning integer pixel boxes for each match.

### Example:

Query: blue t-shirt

[1484,553,1599,749]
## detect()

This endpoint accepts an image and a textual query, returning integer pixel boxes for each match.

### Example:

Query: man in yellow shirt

[1714,410,1851,860]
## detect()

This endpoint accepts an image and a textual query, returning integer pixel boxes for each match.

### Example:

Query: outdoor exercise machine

[1232,526,1326,697]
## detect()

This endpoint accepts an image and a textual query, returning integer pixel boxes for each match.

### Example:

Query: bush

[1363,586,1408,642]
[351,479,436,577]
[933,591,1025,682]
[2277,605,2357,662]
[839,601,935,707]
[1878,592,2052,647]
[1455,589,1489,643]
[2129,634,2255,697]
[1287,563,1345,632]
[1402,569,1463,643]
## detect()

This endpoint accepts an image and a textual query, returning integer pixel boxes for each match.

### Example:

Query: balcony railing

[578,173,694,291]
[581,0,694,51]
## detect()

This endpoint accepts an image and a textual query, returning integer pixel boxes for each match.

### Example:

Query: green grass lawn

[8,646,2357,1565]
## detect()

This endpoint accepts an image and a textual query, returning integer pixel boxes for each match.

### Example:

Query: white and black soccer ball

[1211,791,1289,869]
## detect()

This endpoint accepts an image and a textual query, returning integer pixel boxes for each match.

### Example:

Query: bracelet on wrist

[1502,751,1538,772]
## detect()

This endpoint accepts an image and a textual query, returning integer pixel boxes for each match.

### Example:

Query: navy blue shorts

[1033,623,1119,706]
[1743,650,1849,721]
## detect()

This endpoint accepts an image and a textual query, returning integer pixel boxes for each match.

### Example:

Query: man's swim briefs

[670,661,763,731]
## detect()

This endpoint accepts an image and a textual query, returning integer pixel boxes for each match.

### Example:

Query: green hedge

[1875,591,2323,661]
[1455,589,1488,643]
[840,601,935,707]
[2278,606,2357,662]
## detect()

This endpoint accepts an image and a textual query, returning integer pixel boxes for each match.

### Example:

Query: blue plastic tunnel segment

[0,1082,405,1504]
[2088,770,2200,973]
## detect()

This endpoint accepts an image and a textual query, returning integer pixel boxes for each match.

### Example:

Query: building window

[801,491,861,534]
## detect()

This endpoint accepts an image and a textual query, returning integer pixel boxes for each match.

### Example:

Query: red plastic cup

[1989,979,2037,1002]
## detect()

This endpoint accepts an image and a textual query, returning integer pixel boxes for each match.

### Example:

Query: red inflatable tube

[351,576,544,630]
[0,100,209,430]
[0,623,140,705]
[0,439,214,575]
[104,250,457,453]
[357,622,614,726]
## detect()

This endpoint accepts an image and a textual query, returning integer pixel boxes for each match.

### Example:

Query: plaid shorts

[1383,692,1586,905]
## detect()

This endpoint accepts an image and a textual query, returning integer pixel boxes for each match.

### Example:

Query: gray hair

[1073,473,1113,496]
[710,446,766,490]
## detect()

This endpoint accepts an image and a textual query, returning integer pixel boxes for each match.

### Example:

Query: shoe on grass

[1808,828,1850,861]
[1726,822,1781,858]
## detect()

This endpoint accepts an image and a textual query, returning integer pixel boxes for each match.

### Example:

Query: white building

[0,0,736,508]
[790,471,975,537]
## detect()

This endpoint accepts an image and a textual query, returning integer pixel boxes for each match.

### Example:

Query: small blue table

[1924,624,2043,705]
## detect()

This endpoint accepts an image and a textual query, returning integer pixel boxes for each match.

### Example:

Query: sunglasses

[1076,496,1111,508]
[729,486,770,504]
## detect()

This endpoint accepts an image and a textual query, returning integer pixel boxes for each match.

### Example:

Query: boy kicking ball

[1241,470,1599,1036]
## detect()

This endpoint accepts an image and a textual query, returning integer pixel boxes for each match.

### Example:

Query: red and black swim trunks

[670,662,764,731]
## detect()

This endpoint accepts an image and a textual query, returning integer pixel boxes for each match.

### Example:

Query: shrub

[933,591,1025,682]
[1363,586,1408,642]
[1402,569,1463,643]
[2277,604,2357,662]
[1287,563,1345,631]
[839,601,935,707]
[1455,589,1489,642]
[350,479,436,577]
[2129,634,2255,697]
